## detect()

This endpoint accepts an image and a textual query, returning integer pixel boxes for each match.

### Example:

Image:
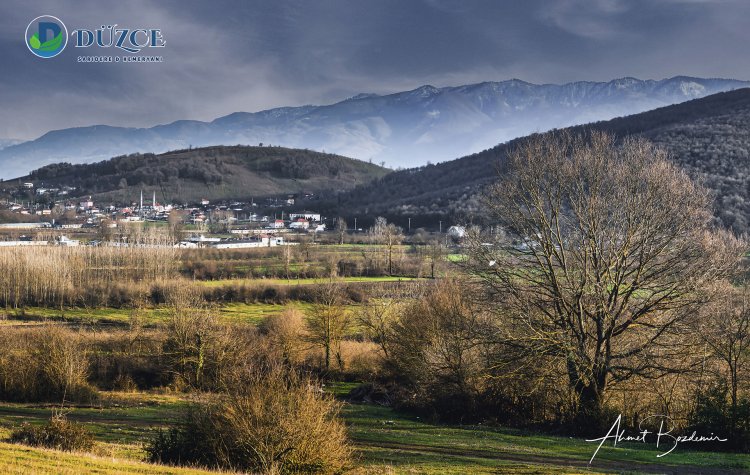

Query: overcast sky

[1,0,748,140]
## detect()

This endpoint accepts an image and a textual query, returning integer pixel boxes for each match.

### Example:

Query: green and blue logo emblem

[25,15,68,58]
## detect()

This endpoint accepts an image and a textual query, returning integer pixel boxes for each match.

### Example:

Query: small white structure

[188,235,221,244]
[0,222,51,229]
[289,218,310,230]
[269,219,285,229]
[57,236,80,247]
[212,235,287,249]
[447,226,466,240]
[289,212,321,222]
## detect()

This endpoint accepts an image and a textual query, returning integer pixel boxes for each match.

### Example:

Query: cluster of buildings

[1,182,328,248]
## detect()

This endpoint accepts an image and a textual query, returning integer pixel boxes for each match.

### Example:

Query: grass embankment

[0,390,747,474]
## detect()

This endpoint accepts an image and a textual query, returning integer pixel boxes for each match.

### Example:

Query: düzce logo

[26,15,68,58]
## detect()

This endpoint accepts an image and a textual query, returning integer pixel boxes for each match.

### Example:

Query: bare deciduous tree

[167,210,186,243]
[369,216,404,275]
[357,290,402,358]
[336,217,347,245]
[699,283,750,436]
[467,131,745,419]
[426,237,445,279]
[305,283,351,370]
[387,278,488,414]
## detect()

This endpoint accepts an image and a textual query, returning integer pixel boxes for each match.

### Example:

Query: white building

[289,218,310,230]
[57,236,80,247]
[212,235,286,249]
[289,211,321,222]
[269,219,286,229]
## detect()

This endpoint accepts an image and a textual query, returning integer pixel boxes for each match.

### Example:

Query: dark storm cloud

[0,0,747,140]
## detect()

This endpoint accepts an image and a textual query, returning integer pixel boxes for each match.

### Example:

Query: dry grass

[147,367,353,474]
[0,441,229,474]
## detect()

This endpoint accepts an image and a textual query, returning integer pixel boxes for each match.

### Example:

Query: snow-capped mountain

[1,76,747,179]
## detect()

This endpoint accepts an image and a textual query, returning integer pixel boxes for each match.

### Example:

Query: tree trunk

[568,358,608,427]
[324,341,330,370]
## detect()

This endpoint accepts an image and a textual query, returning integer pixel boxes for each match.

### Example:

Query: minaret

[153,191,157,209]
[140,190,143,213]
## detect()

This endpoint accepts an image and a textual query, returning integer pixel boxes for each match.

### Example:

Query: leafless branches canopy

[467,131,746,414]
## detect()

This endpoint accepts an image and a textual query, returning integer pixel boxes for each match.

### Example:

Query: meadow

[0,237,746,474]
[0,388,747,474]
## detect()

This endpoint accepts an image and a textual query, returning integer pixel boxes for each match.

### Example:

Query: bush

[0,326,97,403]
[688,383,750,451]
[9,414,95,452]
[385,279,487,422]
[147,367,352,474]
[162,308,256,391]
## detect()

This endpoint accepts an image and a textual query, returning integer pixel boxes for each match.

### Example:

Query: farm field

[0,390,747,474]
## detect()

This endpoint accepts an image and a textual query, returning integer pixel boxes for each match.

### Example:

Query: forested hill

[336,87,750,234]
[14,146,389,203]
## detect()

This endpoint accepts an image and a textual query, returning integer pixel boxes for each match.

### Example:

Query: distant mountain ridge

[1,76,747,179]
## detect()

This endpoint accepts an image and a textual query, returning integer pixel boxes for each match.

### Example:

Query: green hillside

[17,145,389,203]
[333,88,750,234]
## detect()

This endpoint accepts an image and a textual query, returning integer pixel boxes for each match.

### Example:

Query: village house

[289,218,310,230]
[289,211,321,222]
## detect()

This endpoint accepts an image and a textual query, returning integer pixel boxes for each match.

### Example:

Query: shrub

[688,383,750,451]
[147,367,352,474]
[162,307,255,391]
[262,309,308,365]
[0,326,97,403]
[386,279,487,422]
[87,328,168,391]
[9,414,95,452]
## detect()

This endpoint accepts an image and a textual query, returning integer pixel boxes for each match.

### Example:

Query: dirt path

[356,439,746,474]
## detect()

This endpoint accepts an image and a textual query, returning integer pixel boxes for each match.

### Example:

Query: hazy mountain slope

[14,146,389,204]
[335,88,750,234]
[0,139,21,151]
[1,76,746,178]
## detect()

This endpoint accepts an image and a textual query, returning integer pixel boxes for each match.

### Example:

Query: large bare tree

[467,131,744,418]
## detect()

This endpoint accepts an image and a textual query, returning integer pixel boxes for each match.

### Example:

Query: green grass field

[1,302,314,327]
[0,389,746,474]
